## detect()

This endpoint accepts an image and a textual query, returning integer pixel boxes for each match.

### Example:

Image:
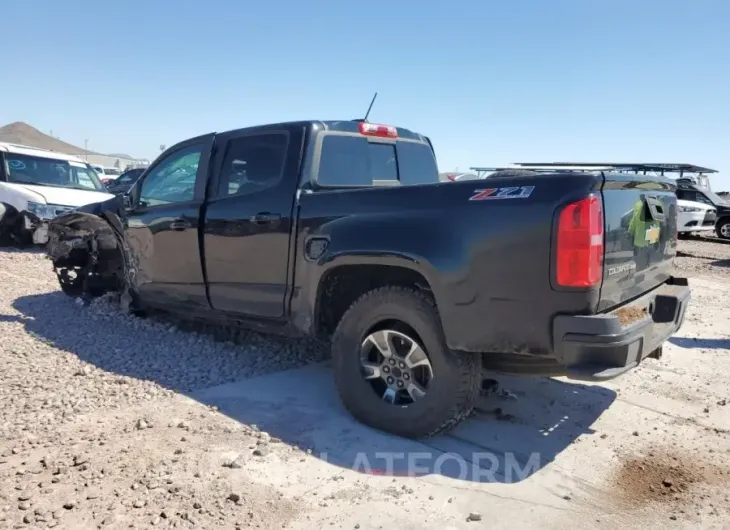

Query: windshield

[6,153,106,192]
[705,189,729,205]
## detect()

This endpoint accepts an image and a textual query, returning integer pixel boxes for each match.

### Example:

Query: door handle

[169,219,192,231]
[249,212,281,224]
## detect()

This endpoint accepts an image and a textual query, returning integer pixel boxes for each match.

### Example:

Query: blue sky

[2,0,729,190]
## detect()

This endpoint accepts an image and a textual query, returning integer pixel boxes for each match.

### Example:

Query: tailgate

[599,174,677,312]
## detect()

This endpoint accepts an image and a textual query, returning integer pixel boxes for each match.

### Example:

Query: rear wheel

[331,286,481,438]
[716,219,730,240]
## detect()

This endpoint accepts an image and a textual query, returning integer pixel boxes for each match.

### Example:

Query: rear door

[125,134,214,310]
[202,125,305,318]
[599,173,677,311]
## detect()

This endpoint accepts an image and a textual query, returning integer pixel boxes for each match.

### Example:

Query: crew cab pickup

[45,120,691,438]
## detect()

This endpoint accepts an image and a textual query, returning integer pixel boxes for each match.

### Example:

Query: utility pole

[84,139,89,160]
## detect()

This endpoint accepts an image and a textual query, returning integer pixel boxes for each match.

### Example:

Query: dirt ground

[0,236,729,529]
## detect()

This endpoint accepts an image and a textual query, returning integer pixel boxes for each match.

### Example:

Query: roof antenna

[363,92,378,122]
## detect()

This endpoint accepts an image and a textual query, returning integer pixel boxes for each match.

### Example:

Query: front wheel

[331,286,481,439]
[716,219,730,240]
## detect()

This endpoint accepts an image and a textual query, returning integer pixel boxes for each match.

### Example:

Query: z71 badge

[469,186,535,201]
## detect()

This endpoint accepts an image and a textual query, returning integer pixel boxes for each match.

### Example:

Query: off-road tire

[716,218,730,240]
[330,286,481,439]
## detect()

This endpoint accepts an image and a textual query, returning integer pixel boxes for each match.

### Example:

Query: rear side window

[217,133,288,197]
[396,141,440,185]
[317,135,438,187]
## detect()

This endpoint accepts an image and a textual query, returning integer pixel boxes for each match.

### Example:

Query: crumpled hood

[2,183,114,207]
[47,194,128,253]
[69,194,127,216]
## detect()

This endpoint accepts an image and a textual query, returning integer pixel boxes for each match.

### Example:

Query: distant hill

[0,121,97,155]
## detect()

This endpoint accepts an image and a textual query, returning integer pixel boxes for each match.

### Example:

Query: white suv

[0,143,114,245]
[677,199,716,235]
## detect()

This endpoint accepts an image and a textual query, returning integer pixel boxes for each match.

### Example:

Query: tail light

[359,122,398,138]
[556,195,604,287]
[447,174,457,181]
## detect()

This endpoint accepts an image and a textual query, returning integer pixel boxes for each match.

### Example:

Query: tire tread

[331,285,481,438]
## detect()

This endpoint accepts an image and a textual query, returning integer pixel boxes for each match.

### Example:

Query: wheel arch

[311,252,443,340]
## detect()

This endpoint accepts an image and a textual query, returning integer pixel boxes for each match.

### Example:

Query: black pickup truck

[45,119,691,438]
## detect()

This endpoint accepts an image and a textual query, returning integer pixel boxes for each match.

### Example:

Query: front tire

[331,286,481,439]
[716,219,730,240]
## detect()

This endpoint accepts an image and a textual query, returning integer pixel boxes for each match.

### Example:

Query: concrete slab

[192,362,615,483]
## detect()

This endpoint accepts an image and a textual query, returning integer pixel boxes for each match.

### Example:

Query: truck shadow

[669,336,730,350]
[192,368,617,484]
[6,291,617,484]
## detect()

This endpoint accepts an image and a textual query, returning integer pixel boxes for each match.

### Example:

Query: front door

[125,135,214,310]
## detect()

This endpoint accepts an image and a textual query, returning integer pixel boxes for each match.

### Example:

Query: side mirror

[123,194,133,210]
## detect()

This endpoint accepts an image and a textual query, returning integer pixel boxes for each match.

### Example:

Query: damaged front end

[46,196,137,305]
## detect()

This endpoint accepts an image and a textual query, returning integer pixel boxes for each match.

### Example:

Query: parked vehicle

[0,142,114,245]
[675,179,730,240]
[483,163,728,239]
[676,199,716,235]
[45,121,690,438]
[100,167,123,184]
[90,165,122,184]
[90,164,107,178]
[440,172,478,181]
[104,167,146,195]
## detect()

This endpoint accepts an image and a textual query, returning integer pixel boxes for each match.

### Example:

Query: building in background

[0,121,150,170]
[83,152,149,170]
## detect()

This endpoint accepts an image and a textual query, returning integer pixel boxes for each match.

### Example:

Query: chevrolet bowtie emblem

[645,226,660,244]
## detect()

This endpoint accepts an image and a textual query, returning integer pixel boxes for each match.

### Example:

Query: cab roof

[217,120,429,143]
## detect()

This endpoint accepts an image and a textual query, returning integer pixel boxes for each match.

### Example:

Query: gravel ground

[673,234,730,280]
[0,238,729,529]
[0,247,327,529]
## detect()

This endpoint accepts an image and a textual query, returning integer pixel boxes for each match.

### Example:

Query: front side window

[139,145,202,206]
[71,163,103,189]
[5,154,105,191]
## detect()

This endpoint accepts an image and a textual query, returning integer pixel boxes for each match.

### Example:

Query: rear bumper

[552,277,691,382]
